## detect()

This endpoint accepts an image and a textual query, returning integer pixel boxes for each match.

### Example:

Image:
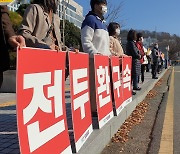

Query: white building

[7,0,84,28]
[58,0,84,28]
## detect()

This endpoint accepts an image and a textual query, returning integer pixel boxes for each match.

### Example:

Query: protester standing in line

[18,0,75,78]
[0,5,26,89]
[81,0,111,115]
[126,29,141,95]
[136,33,145,83]
[108,22,125,57]
[157,50,162,74]
[146,48,152,72]
[151,43,159,79]
[142,46,149,75]
[19,0,63,51]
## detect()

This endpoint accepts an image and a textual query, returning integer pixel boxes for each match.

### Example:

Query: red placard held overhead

[94,55,114,129]
[69,52,93,152]
[122,56,132,106]
[16,48,72,154]
[110,56,123,116]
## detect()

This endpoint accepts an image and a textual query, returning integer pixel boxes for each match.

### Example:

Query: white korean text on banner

[69,52,93,152]
[110,56,123,115]
[17,48,72,154]
[122,56,132,106]
[94,55,114,129]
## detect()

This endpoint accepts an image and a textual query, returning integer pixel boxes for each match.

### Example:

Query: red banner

[94,55,114,128]
[69,52,93,152]
[17,48,72,154]
[122,56,132,106]
[110,56,123,115]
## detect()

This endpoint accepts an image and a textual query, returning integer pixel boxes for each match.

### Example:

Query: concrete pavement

[0,70,167,154]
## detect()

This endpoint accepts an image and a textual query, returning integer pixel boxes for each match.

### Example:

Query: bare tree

[105,0,125,27]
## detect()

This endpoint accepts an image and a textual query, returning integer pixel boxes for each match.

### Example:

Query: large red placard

[17,48,72,154]
[69,52,93,152]
[94,55,114,128]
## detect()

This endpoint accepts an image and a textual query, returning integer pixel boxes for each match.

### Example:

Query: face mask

[101,6,107,15]
[115,29,120,35]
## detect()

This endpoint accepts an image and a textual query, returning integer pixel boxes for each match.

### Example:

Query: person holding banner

[81,0,111,115]
[126,29,141,95]
[19,0,63,51]
[108,22,126,57]
[0,5,26,89]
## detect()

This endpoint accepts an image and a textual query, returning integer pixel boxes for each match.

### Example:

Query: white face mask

[101,6,107,15]
[115,29,120,35]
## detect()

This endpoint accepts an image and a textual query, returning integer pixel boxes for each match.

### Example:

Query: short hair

[108,22,120,36]
[32,0,58,13]
[90,0,107,11]
[136,33,143,41]
[127,29,137,41]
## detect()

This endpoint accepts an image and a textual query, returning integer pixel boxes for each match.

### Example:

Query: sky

[74,0,180,36]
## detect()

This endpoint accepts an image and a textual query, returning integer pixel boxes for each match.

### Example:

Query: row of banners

[17,48,132,154]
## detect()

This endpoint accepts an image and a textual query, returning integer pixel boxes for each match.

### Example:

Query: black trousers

[141,64,146,82]
[151,62,158,78]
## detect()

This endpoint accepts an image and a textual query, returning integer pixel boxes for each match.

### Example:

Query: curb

[78,69,168,154]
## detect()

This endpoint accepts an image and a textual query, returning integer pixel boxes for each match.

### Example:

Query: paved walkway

[0,71,165,154]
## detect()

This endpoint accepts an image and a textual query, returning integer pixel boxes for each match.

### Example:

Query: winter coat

[151,47,159,63]
[0,5,15,72]
[136,41,145,64]
[126,41,141,76]
[19,4,62,49]
[81,11,111,56]
[109,36,124,56]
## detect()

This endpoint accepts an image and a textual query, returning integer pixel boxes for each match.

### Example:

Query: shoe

[152,77,158,79]
[133,87,141,91]
[132,91,136,95]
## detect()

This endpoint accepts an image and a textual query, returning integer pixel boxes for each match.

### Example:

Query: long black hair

[127,29,137,41]
[32,0,58,13]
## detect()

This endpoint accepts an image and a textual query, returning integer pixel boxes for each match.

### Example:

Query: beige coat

[109,36,124,56]
[19,4,62,49]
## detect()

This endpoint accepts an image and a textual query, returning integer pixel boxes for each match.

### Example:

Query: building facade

[7,0,84,28]
[58,0,84,28]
